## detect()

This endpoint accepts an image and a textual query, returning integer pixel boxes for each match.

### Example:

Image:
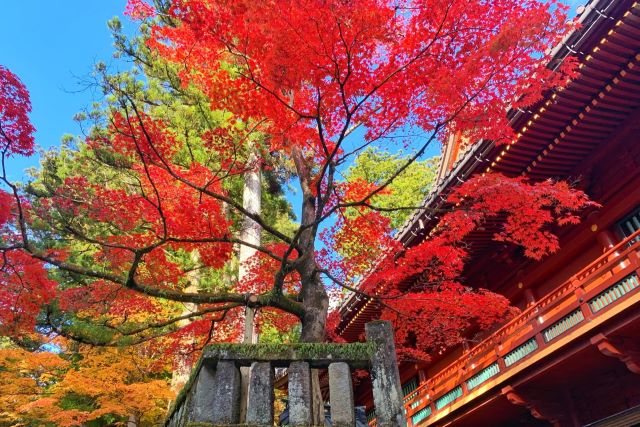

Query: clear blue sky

[1,1,132,181]
[1,0,583,182]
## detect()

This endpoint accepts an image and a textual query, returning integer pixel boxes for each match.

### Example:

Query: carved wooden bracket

[501,386,560,426]
[591,333,640,374]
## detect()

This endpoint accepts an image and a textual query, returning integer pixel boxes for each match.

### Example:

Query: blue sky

[1,0,584,183]
[1,1,131,181]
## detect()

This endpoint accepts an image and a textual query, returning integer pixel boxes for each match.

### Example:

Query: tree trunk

[239,150,262,422]
[299,274,329,425]
[291,146,329,343]
[300,275,329,343]
[238,149,262,297]
[126,414,138,427]
[291,145,330,424]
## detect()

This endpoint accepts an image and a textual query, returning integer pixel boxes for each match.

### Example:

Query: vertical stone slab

[211,360,242,424]
[174,405,182,427]
[189,364,216,423]
[171,404,178,427]
[178,390,193,427]
[174,408,181,427]
[328,362,355,426]
[365,321,407,427]
[247,362,274,425]
[288,361,312,426]
[240,365,251,422]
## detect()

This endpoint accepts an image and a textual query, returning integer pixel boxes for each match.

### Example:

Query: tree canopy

[0,0,596,423]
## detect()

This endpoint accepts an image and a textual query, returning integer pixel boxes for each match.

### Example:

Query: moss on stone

[203,341,376,361]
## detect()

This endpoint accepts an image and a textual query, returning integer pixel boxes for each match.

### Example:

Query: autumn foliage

[370,175,595,360]
[0,0,596,423]
[0,342,173,426]
[0,65,35,156]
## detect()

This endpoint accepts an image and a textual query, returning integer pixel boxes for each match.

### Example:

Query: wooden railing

[403,230,640,426]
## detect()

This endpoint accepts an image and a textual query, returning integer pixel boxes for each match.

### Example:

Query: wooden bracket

[591,333,640,374]
[501,386,560,426]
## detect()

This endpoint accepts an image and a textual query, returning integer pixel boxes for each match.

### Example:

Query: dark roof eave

[396,0,625,246]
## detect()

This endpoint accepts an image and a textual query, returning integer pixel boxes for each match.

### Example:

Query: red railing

[403,230,640,426]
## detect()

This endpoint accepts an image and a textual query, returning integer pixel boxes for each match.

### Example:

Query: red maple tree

[0,0,593,365]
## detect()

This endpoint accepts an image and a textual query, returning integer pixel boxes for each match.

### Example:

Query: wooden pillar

[418,369,427,383]
[597,229,617,251]
[524,288,536,307]
[563,388,581,427]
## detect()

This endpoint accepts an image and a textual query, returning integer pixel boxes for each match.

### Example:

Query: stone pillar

[246,362,274,426]
[210,360,242,424]
[328,362,355,426]
[365,321,407,427]
[288,361,312,426]
[189,364,217,423]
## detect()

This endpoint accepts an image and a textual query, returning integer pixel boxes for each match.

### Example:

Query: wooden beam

[501,386,560,426]
[590,333,640,374]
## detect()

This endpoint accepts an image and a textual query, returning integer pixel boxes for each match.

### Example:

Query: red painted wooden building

[337,0,640,425]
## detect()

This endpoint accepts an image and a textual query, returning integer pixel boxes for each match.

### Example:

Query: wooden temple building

[336,0,640,425]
